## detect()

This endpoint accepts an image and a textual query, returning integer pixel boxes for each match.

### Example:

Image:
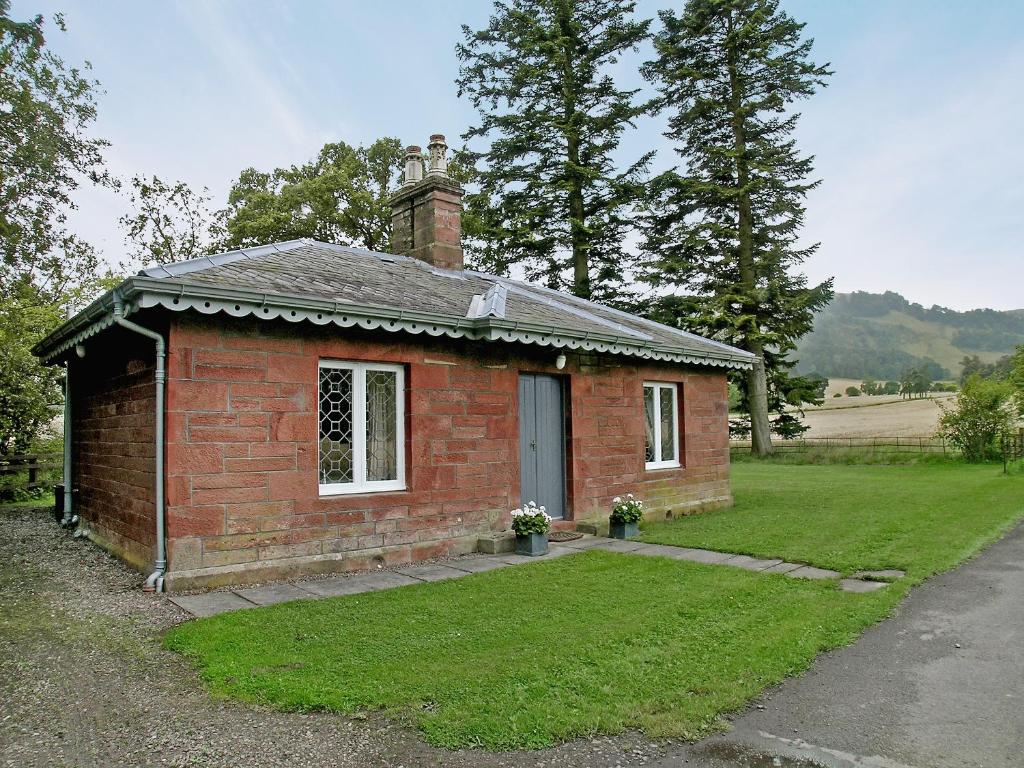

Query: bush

[938,376,1018,462]
[845,386,861,397]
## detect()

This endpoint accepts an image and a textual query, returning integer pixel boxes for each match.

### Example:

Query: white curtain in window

[365,369,397,481]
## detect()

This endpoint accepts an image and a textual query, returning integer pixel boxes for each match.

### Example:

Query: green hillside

[792,291,1024,380]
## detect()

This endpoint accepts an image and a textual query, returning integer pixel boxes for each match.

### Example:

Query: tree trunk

[555,3,590,300]
[727,10,772,455]
[746,343,773,456]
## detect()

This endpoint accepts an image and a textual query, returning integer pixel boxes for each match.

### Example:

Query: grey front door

[518,373,566,519]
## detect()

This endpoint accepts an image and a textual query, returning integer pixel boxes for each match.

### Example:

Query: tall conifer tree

[642,0,833,455]
[457,0,652,302]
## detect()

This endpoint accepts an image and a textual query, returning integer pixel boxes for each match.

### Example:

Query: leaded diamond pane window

[318,361,405,494]
[643,386,656,463]
[319,368,353,484]
[644,382,680,469]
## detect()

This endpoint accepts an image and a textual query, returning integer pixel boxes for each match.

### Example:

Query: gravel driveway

[0,509,671,768]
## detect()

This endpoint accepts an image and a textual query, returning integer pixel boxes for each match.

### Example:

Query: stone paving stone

[499,546,578,565]
[630,543,691,559]
[446,556,512,573]
[839,578,889,593]
[853,569,906,581]
[557,535,605,550]
[722,555,784,572]
[589,539,648,553]
[671,548,736,564]
[786,565,841,580]
[397,564,469,582]
[761,561,804,574]
[169,591,256,617]
[300,571,419,597]
[233,582,319,606]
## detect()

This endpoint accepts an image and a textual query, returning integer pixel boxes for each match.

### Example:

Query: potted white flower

[510,501,552,556]
[609,494,643,539]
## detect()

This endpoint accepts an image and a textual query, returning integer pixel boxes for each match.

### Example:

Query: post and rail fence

[0,452,63,503]
[729,436,951,455]
[1002,428,1024,474]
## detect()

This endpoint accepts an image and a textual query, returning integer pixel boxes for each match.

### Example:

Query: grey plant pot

[515,532,549,556]
[609,520,639,539]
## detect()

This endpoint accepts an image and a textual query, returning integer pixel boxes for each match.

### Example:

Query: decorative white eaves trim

[133,291,753,370]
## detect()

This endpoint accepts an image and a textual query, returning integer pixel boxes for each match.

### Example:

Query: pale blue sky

[12,0,1024,310]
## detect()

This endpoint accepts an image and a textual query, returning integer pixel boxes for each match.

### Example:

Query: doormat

[548,531,584,542]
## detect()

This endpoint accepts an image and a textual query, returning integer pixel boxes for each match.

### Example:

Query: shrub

[845,386,861,397]
[938,376,1018,462]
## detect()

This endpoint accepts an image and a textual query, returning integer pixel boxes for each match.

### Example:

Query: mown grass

[165,463,1024,750]
[641,463,1024,579]
[729,448,957,466]
[166,551,895,749]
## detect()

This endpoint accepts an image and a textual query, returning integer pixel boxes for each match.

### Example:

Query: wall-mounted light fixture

[555,353,566,370]
[75,344,86,359]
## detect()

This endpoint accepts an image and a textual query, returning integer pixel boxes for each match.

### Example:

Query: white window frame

[318,360,406,496]
[644,381,681,470]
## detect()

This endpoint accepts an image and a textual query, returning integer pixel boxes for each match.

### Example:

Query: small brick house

[35,135,754,591]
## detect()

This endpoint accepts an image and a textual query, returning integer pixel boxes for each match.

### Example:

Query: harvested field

[795,395,953,438]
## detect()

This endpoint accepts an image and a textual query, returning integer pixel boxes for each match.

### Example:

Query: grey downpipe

[112,300,167,593]
[61,363,75,527]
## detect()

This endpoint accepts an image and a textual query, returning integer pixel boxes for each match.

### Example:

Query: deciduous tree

[120,176,221,266]
[0,1,113,302]
[221,138,403,252]
[0,296,62,455]
[938,376,1017,462]
[641,0,833,454]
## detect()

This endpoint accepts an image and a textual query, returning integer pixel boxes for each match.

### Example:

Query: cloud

[799,23,1024,310]
[175,0,315,152]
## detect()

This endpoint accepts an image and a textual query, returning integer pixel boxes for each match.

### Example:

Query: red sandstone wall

[71,327,158,571]
[163,314,731,587]
[569,359,731,522]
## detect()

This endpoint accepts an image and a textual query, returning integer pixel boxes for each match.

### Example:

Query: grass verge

[0,492,55,511]
[641,463,1024,578]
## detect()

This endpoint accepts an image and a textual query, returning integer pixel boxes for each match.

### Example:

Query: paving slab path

[168,536,881,618]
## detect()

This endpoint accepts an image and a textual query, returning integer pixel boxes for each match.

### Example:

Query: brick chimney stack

[389,134,464,270]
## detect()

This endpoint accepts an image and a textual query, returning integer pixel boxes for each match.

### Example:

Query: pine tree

[456,0,652,302]
[642,0,833,455]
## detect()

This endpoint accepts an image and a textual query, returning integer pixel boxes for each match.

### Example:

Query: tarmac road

[656,522,1024,768]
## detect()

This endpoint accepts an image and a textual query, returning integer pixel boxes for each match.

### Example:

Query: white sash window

[643,382,680,469]
[319,361,405,495]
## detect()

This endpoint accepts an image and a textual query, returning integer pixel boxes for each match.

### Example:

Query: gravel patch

[0,509,676,767]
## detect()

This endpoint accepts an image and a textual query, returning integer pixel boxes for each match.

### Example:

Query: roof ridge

[505,278,754,358]
[138,239,310,278]
[490,278,651,342]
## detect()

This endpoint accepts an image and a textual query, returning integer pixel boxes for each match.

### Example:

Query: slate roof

[35,239,755,369]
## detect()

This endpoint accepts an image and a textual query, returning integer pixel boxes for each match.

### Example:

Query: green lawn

[640,463,1024,579]
[166,551,892,749]
[165,463,1024,750]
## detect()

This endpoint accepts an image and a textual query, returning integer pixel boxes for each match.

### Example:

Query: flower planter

[609,520,639,539]
[515,532,549,556]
